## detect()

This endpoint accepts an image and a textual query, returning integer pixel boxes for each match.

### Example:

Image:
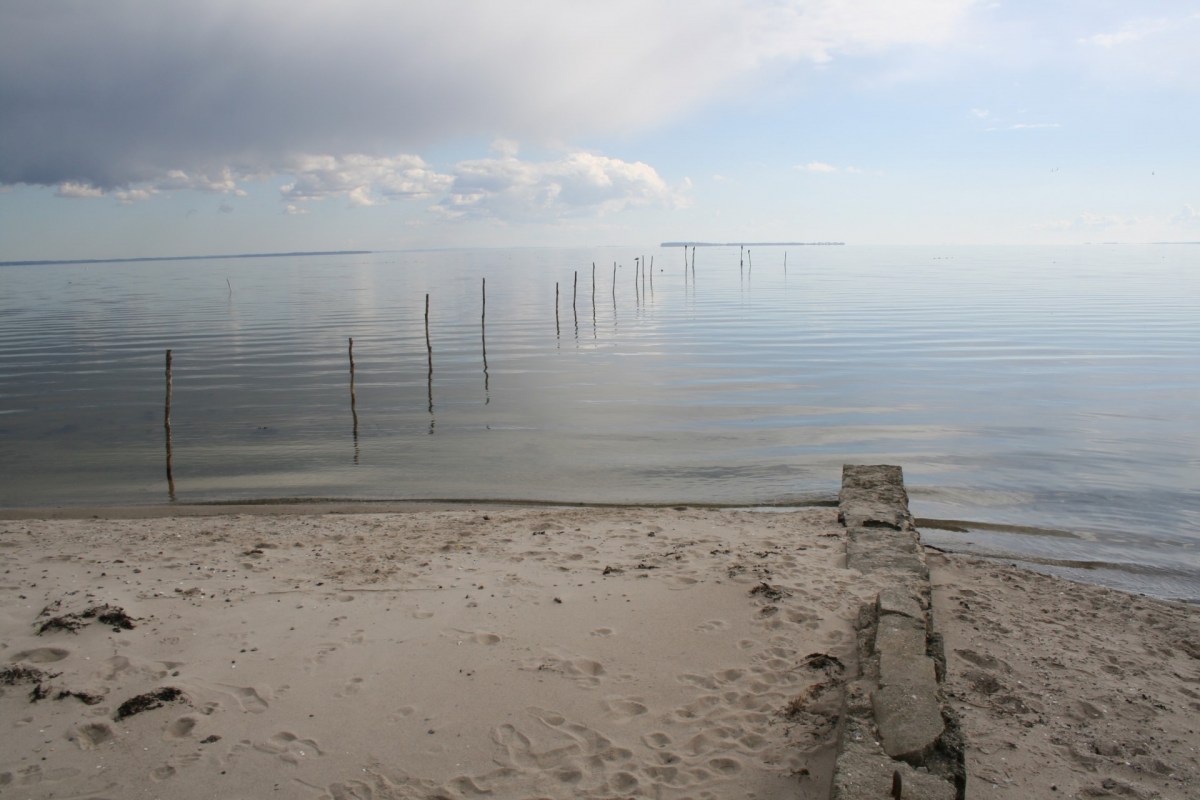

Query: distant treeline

[660,241,845,248]
[0,250,373,268]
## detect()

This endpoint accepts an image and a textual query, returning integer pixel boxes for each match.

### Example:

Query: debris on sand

[1,665,55,686]
[37,604,138,635]
[115,687,185,720]
[749,581,790,601]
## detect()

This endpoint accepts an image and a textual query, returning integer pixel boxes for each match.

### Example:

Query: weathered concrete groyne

[832,465,965,800]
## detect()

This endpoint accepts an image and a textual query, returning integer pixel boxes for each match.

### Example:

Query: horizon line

[0,249,374,268]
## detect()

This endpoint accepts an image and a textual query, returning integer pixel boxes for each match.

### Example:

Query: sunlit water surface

[1,245,1197,599]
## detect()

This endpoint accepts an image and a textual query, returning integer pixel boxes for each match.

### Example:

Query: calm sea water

[1,245,1197,599]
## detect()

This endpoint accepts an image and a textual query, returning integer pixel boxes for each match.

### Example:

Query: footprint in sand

[707,756,743,775]
[221,685,269,713]
[10,647,70,664]
[444,628,502,645]
[253,731,323,765]
[164,716,198,740]
[590,627,614,637]
[666,576,699,590]
[643,731,673,749]
[696,619,729,633]
[609,771,640,792]
[602,696,649,721]
[70,721,115,750]
[9,764,85,786]
[305,643,339,672]
[678,673,720,690]
[529,655,606,687]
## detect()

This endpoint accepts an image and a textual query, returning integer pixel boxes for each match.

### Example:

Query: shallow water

[1,245,1197,598]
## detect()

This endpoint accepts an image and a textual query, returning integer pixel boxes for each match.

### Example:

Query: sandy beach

[2,505,1197,799]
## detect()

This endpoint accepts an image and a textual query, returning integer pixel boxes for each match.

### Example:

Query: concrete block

[878,586,924,621]
[873,654,945,761]
[839,464,914,530]
[875,614,927,660]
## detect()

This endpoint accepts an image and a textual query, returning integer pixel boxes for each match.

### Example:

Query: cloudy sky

[2,0,1198,259]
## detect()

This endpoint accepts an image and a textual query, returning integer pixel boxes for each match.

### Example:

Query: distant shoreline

[660,241,845,247]
[0,250,373,268]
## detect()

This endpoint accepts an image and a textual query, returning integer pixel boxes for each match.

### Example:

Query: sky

[1,0,1198,260]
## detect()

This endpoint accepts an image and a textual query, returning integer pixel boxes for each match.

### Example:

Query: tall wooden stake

[481,279,489,403]
[348,337,359,461]
[164,349,175,501]
[425,294,434,421]
[555,282,560,336]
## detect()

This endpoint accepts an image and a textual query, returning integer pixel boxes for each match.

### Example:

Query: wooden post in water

[425,294,434,418]
[348,337,359,459]
[164,349,176,501]
[555,281,560,336]
[164,349,173,432]
[784,250,788,275]
[649,256,654,292]
[747,248,752,277]
[481,279,489,403]
[573,270,578,328]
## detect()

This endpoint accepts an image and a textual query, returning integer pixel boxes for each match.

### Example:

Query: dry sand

[1,506,1197,799]
[1,506,871,799]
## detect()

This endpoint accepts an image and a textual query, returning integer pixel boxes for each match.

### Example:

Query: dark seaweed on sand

[37,604,138,634]
[801,653,845,673]
[749,582,790,601]
[56,689,104,705]
[1,665,55,685]
[115,687,185,720]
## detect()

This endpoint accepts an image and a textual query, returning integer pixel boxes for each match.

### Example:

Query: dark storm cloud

[0,1,973,192]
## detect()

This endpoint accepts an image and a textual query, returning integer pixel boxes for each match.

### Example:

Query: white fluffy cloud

[1171,204,1200,228]
[280,155,453,208]
[795,161,864,173]
[0,1,976,192]
[1039,212,1142,233]
[435,149,684,221]
[1078,18,1171,48]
